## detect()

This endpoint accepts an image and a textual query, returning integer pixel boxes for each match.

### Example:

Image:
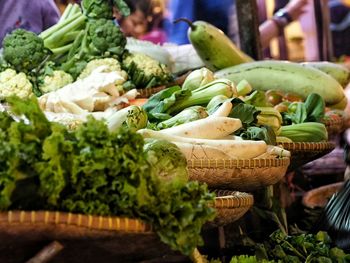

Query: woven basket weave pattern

[281,142,335,171]
[0,211,152,233]
[188,157,290,191]
[208,190,254,227]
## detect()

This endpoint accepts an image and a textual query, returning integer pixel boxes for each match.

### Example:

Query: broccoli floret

[78,58,127,82]
[2,29,50,73]
[122,52,174,89]
[87,19,126,57]
[0,69,33,99]
[82,0,130,19]
[61,19,127,79]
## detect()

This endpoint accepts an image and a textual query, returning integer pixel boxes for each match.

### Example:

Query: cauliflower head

[0,69,33,99]
[79,58,128,84]
[39,70,73,94]
[122,52,173,89]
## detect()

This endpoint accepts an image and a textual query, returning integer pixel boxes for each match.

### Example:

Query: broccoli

[82,0,130,19]
[61,19,127,79]
[0,69,33,99]
[87,19,126,57]
[2,29,50,73]
[122,52,174,89]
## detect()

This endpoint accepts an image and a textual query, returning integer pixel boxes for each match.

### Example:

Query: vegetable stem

[44,13,86,49]
[173,18,197,31]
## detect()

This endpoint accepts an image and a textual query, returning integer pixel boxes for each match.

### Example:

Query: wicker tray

[187,157,290,191]
[207,190,254,228]
[322,117,345,136]
[302,182,344,208]
[280,142,336,172]
[0,188,250,262]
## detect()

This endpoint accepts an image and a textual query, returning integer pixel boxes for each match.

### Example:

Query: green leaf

[229,98,260,127]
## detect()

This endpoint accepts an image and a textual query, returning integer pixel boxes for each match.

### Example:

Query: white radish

[267,145,291,157]
[209,101,233,117]
[158,116,242,139]
[172,142,231,160]
[138,129,267,159]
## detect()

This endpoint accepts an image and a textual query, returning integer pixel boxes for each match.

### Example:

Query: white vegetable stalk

[158,116,242,139]
[172,142,231,160]
[138,129,267,159]
[209,101,233,117]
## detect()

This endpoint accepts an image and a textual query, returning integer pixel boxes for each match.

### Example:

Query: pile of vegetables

[0,96,215,256]
[142,66,332,145]
[141,68,283,147]
[0,0,174,100]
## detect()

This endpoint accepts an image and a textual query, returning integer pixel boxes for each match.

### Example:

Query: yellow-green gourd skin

[215,60,346,108]
[300,61,350,88]
[188,21,253,71]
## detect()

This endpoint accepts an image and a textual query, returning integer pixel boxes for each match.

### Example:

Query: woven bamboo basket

[302,182,344,208]
[280,141,335,172]
[322,117,345,136]
[207,190,254,228]
[0,188,251,262]
[187,157,290,191]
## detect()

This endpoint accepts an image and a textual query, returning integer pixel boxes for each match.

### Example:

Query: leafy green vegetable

[282,93,326,125]
[0,96,215,256]
[229,98,260,127]
[0,96,52,209]
[229,255,275,263]
[157,106,208,129]
[243,90,273,107]
[143,86,191,121]
[304,93,325,122]
[240,126,276,146]
[169,79,235,114]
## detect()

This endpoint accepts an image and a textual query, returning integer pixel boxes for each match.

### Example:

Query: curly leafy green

[0,96,215,256]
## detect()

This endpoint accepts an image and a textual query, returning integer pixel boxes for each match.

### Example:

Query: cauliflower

[78,58,128,90]
[39,70,73,94]
[0,69,33,99]
[79,58,127,80]
[122,52,173,89]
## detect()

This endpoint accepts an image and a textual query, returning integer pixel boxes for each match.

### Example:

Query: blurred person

[0,0,60,45]
[164,0,307,49]
[329,0,350,58]
[118,0,167,44]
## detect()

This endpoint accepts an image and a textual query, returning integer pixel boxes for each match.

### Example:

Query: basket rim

[0,190,251,231]
[187,157,290,169]
[302,181,344,208]
[0,211,153,233]
[279,141,335,151]
[212,190,254,209]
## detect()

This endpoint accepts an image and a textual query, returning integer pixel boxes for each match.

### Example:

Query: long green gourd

[174,18,253,71]
[215,60,346,108]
